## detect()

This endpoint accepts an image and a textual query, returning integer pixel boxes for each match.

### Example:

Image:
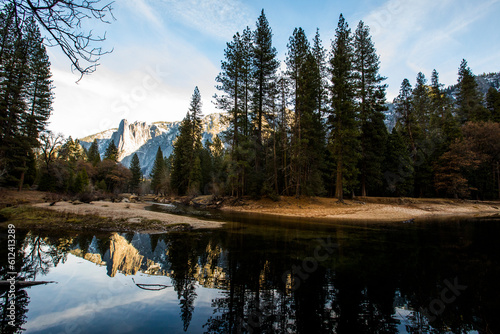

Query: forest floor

[1,190,499,233]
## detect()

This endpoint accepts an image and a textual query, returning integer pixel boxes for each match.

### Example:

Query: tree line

[0,4,136,197]
[1,7,499,200]
[151,11,500,200]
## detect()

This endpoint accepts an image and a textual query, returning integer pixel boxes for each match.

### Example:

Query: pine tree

[456,59,489,123]
[170,113,192,195]
[328,14,359,201]
[311,28,328,116]
[429,70,460,146]
[411,72,433,197]
[104,140,118,162]
[87,139,101,166]
[241,26,253,138]
[171,87,204,195]
[486,87,500,122]
[384,128,414,196]
[189,86,203,148]
[251,9,279,196]
[352,20,388,196]
[215,31,248,196]
[394,78,417,157]
[187,87,203,194]
[150,147,166,195]
[286,27,310,196]
[129,153,142,193]
[199,141,213,194]
[297,52,326,196]
[412,72,430,131]
[0,8,52,188]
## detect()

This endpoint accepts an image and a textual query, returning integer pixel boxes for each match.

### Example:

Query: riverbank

[0,190,223,232]
[220,196,500,222]
[1,190,499,233]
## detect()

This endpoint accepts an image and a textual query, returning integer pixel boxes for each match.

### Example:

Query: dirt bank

[31,201,224,230]
[220,196,500,222]
[2,190,499,232]
[0,190,223,232]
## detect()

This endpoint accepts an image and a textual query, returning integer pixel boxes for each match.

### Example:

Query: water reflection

[1,219,499,333]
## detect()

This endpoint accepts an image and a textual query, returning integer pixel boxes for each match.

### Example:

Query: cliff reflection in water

[1,220,500,333]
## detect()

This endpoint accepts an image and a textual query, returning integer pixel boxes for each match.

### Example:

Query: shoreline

[218,196,500,223]
[1,190,499,233]
[31,201,224,231]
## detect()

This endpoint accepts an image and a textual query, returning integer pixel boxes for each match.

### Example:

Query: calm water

[1,214,499,333]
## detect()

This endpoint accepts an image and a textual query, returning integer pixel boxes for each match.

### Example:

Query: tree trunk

[18,159,26,191]
[335,158,343,201]
[497,161,500,200]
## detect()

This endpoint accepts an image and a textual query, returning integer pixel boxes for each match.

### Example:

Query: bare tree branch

[3,0,114,81]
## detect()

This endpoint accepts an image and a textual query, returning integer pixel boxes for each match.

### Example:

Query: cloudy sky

[46,0,500,138]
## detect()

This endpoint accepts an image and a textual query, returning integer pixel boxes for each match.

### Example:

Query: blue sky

[46,0,500,137]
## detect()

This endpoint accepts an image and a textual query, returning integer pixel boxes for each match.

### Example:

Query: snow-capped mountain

[80,113,226,176]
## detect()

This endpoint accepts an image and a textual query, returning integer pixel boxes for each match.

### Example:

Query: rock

[72,200,83,205]
[121,198,130,203]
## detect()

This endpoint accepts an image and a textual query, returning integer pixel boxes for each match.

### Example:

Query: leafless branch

[4,0,115,81]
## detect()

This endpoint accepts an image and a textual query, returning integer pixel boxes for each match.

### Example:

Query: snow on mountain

[80,113,226,177]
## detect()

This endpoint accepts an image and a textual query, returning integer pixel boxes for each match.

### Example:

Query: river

[1,213,499,333]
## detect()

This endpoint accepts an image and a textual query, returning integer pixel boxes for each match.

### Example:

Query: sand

[220,196,500,222]
[31,201,223,230]
[2,191,499,232]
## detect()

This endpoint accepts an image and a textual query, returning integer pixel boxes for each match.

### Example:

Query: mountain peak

[80,113,226,175]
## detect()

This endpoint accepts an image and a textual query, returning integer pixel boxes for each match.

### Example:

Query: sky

[46,0,500,138]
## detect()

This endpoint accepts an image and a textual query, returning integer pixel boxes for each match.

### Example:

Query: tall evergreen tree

[486,86,500,122]
[187,87,203,194]
[0,9,52,188]
[311,28,328,116]
[150,147,166,195]
[412,72,430,131]
[87,139,101,166]
[215,31,248,196]
[171,113,193,195]
[456,59,488,123]
[384,128,414,196]
[286,27,310,196]
[429,69,460,146]
[104,140,118,162]
[251,9,279,196]
[394,78,417,157]
[328,14,359,201]
[129,153,142,193]
[171,87,204,195]
[411,72,433,197]
[297,52,326,195]
[352,20,388,196]
[241,26,254,138]
[189,86,203,149]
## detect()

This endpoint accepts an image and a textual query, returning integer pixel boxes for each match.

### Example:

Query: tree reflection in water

[0,219,499,333]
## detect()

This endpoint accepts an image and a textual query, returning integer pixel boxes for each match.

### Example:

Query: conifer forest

[1,6,500,201]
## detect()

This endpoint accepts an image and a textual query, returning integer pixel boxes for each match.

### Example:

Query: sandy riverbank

[220,196,500,222]
[31,201,223,230]
[0,190,223,232]
[1,190,499,232]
